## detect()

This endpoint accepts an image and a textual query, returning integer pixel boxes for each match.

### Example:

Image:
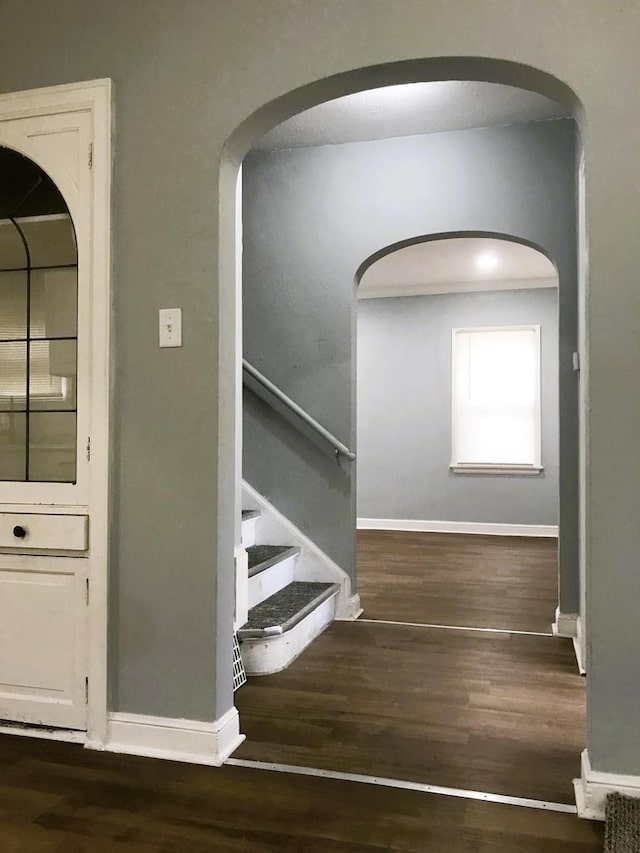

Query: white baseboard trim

[573,615,586,675]
[574,749,640,820]
[552,607,578,639]
[572,637,585,676]
[357,518,558,537]
[100,707,245,766]
[335,593,363,621]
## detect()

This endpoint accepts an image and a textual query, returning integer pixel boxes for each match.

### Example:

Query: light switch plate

[159,308,182,348]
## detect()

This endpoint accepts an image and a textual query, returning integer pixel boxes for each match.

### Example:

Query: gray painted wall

[357,288,559,525]
[0,3,228,721]
[1,0,639,778]
[243,119,577,609]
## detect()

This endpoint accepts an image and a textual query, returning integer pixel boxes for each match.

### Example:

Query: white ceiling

[358,237,558,300]
[255,81,570,150]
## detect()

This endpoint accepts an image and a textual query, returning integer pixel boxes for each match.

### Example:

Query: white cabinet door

[0,554,87,729]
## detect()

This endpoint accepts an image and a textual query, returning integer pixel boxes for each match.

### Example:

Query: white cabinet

[0,86,110,735]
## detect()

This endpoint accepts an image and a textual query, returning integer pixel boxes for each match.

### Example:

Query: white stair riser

[241,592,338,675]
[241,516,259,548]
[248,554,296,609]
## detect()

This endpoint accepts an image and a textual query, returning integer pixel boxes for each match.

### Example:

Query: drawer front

[0,513,88,551]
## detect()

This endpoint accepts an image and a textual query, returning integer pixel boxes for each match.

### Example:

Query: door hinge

[86,436,91,462]
[85,677,89,703]
[572,352,581,372]
[88,142,93,169]
[86,577,90,605]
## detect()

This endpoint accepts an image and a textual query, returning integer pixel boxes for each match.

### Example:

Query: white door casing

[234,165,248,630]
[0,81,111,740]
[577,152,588,672]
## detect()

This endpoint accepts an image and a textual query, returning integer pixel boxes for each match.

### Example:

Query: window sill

[450,464,543,476]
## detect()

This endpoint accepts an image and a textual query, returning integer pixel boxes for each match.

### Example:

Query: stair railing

[242,359,356,462]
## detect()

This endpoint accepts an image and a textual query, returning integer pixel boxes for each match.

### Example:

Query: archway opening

[356,232,560,636]
[222,60,585,805]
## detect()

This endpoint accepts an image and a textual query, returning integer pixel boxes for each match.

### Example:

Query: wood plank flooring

[235,621,584,804]
[0,734,603,852]
[0,532,595,851]
[236,530,586,814]
[356,530,559,633]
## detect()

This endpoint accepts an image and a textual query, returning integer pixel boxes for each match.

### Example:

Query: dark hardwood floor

[356,530,559,633]
[234,530,590,842]
[0,734,603,852]
[235,621,584,804]
[0,532,596,851]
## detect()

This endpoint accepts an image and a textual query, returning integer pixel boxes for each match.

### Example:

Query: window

[451,325,542,474]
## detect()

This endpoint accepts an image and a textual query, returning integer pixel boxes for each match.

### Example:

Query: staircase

[237,508,340,675]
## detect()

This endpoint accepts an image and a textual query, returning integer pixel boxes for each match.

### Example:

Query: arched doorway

[217,59,583,658]
[355,233,561,635]
[220,61,586,804]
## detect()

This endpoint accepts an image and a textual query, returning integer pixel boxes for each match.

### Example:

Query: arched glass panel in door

[0,146,78,482]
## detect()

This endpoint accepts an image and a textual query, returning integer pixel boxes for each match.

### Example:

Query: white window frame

[450,324,543,475]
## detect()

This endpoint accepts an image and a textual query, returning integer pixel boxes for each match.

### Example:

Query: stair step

[247,544,298,608]
[241,510,261,547]
[247,545,299,578]
[239,581,339,639]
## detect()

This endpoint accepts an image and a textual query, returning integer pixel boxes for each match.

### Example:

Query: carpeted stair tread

[238,581,339,638]
[247,544,299,578]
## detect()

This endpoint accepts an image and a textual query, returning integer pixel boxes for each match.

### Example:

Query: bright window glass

[451,325,541,468]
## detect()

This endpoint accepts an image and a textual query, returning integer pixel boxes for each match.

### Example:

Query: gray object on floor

[605,793,640,852]
[238,581,338,638]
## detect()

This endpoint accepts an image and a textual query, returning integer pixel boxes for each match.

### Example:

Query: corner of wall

[575,749,640,821]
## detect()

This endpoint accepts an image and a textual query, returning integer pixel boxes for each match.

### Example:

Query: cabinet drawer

[0,513,88,551]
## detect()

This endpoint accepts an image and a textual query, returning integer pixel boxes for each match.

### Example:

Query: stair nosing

[239,582,339,639]
[247,545,300,578]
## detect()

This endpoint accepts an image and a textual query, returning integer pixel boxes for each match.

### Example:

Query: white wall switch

[159,308,182,348]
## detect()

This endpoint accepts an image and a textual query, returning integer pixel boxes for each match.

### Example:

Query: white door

[0,87,109,732]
